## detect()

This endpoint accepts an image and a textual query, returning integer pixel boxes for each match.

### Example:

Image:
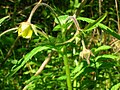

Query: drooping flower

[18,22,33,39]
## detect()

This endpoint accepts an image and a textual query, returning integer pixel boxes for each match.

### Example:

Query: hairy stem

[27,0,42,23]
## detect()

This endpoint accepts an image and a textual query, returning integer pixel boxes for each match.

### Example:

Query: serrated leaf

[95,45,111,52]
[77,16,120,40]
[84,12,107,31]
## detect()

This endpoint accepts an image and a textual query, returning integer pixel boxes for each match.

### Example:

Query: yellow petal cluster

[18,22,33,39]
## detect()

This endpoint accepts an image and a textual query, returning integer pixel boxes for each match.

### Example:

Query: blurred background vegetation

[0,0,120,90]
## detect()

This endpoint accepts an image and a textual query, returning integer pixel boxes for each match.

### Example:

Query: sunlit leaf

[111,83,120,90]
[55,15,69,25]
[73,67,86,80]
[57,75,66,80]
[71,62,84,74]
[77,16,120,40]
[53,25,61,31]
[95,54,118,62]
[0,16,9,25]
[84,12,107,31]
[95,45,111,52]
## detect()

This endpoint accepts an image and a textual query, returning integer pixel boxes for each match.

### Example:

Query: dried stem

[115,0,120,33]
[99,0,102,16]
[23,52,52,90]
[34,53,52,76]
[81,39,86,50]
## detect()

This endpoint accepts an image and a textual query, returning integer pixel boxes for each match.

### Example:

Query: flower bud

[18,22,33,39]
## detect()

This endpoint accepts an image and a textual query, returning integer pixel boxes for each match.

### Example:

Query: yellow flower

[18,22,33,39]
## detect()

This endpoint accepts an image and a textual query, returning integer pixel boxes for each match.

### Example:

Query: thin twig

[34,53,52,76]
[0,27,17,37]
[27,0,42,23]
[0,36,20,67]
[75,0,87,17]
[115,0,120,33]
[23,53,52,90]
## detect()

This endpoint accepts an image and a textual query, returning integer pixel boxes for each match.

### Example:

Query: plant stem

[62,28,72,90]
[115,0,120,33]
[0,27,17,37]
[27,1,61,26]
[63,46,72,90]
[27,0,42,23]
[0,36,20,67]
[23,52,52,90]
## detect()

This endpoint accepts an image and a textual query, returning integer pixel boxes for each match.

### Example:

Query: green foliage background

[0,0,120,90]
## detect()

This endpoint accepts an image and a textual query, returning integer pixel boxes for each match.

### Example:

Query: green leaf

[95,54,118,62]
[9,45,53,77]
[57,75,66,80]
[99,23,120,40]
[71,62,84,74]
[25,76,41,86]
[95,45,111,52]
[73,67,86,80]
[0,16,9,25]
[55,15,69,25]
[84,12,107,31]
[111,83,120,90]
[53,25,61,31]
[77,16,120,40]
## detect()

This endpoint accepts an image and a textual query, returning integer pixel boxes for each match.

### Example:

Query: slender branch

[38,3,61,26]
[34,53,52,76]
[0,36,20,67]
[81,39,86,50]
[23,52,52,90]
[115,0,120,33]
[27,1,61,26]
[0,27,18,37]
[99,0,102,16]
[27,0,42,23]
